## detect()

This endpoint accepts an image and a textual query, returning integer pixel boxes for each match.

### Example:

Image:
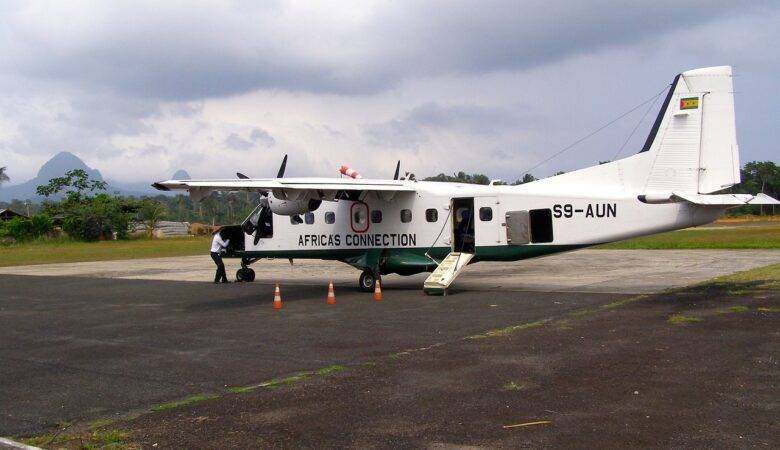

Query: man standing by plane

[210,229,230,283]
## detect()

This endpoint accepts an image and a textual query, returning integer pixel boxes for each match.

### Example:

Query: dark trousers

[211,252,228,283]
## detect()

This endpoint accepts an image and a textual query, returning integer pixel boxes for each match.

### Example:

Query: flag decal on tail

[680,97,699,110]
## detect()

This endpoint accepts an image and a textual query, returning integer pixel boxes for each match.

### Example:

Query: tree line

[0,160,777,243]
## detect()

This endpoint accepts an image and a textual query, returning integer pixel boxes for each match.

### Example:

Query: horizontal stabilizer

[671,192,779,207]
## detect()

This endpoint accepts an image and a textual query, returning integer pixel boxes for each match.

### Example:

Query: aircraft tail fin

[641,66,740,194]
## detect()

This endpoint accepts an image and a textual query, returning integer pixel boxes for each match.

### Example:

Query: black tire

[236,268,255,282]
[359,270,378,292]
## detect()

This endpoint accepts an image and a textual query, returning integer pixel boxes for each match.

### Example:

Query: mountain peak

[37,152,103,181]
[171,169,190,180]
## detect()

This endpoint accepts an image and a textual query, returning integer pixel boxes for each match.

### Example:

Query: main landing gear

[236,257,258,282]
[236,267,255,282]
[359,270,381,292]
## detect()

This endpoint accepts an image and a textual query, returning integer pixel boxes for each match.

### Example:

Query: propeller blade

[276,154,288,178]
[393,160,400,180]
[236,172,249,179]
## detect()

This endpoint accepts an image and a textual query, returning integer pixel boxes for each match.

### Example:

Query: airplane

[153,66,778,295]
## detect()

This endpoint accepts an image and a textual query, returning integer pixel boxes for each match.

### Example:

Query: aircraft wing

[152,177,416,202]
[671,192,780,207]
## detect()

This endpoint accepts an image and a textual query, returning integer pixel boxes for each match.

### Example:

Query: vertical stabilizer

[641,66,739,194]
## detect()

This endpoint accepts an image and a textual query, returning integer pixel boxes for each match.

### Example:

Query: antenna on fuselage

[393,160,400,180]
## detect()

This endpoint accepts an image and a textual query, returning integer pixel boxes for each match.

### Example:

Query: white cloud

[0,1,778,188]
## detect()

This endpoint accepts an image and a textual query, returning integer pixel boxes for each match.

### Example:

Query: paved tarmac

[0,249,777,444]
[0,249,778,293]
[0,274,625,437]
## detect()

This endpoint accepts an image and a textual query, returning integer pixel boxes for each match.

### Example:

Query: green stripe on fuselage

[231,244,586,276]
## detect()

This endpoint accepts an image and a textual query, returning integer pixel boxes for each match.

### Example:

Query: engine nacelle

[267,194,322,216]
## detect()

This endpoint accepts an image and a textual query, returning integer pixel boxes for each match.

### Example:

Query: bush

[30,214,53,237]
[0,214,53,241]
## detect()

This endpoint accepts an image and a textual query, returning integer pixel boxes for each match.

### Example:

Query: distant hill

[0,152,186,201]
[171,169,190,180]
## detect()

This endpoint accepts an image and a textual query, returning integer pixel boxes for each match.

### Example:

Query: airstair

[423,252,474,295]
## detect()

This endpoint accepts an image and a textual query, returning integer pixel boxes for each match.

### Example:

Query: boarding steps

[423,252,474,295]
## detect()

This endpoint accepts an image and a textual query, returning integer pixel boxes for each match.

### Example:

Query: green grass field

[598,224,780,250]
[0,236,210,267]
[0,224,777,267]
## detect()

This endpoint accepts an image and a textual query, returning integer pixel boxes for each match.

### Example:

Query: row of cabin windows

[291,206,494,225]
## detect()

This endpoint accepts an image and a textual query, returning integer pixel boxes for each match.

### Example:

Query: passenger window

[425,208,438,222]
[304,212,315,224]
[479,207,493,221]
[325,212,335,224]
[400,209,412,223]
[371,210,382,223]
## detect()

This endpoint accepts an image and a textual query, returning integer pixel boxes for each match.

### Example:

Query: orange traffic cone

[373,279,383,301]
[326,280,336,305]
[273,283,282,310]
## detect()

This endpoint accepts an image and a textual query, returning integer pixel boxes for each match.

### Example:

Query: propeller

[276,154,288,178]
[393,160,400,180]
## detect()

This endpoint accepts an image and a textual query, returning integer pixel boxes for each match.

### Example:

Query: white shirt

[210,234,230,253]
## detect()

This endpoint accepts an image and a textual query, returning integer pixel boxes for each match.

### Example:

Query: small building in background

[0,209,27,221]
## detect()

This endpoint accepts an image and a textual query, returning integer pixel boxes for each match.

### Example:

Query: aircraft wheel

[236,268,255,282]
[359,270,379,292]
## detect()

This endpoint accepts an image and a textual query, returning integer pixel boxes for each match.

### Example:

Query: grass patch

[597,225,780,250]
[668,314,704,325]
[88,418,115,430]
[503,381,531,391]
[726,305,750,313]
[316,364,345,376]
[20,433,68,447]
[264,372,312,388]
[600,295,647,310]
[710,263,780,291]
[227,386,254,394]
[569,308,598,317]
[150,394,218,412]
[0,235,210,267]
[20,428,131,449]
[91,429,129,445]
[465,320,547,340]
[757,306,780,312]
[229,366,344,394]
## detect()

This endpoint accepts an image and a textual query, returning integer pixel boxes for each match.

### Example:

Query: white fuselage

[243,179,721,256]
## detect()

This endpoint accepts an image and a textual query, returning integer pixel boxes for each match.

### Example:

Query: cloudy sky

[0,0,778,184]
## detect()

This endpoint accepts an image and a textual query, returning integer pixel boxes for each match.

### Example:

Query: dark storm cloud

[250,128,276,148]
[225,127,275,151]
[0,1,774,100]
[364,102,522,148]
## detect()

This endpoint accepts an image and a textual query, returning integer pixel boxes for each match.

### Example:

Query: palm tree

[138,199,167,238]
[0,167,9,186]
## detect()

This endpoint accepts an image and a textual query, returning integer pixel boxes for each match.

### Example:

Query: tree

[423,172,491,185]
[737,161,779,215]
[0,167,9,186]
[36,169,107,203]
[137,199,167,238]
[512,174,537,185]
